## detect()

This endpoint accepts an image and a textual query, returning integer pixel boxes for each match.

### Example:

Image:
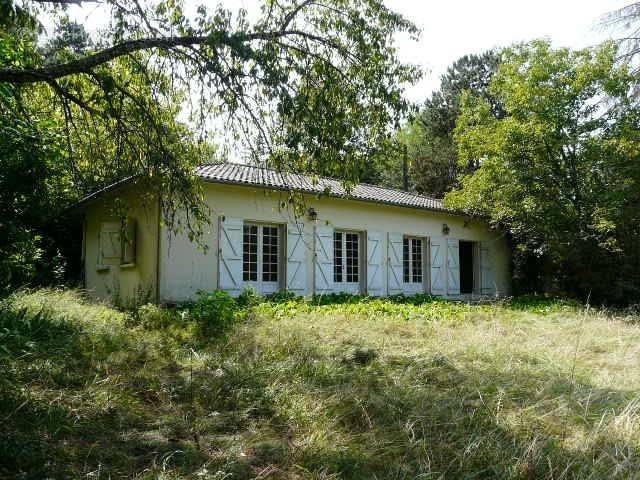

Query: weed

[1,289,640,479]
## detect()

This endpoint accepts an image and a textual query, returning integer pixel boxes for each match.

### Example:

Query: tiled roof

[196,163,449,213]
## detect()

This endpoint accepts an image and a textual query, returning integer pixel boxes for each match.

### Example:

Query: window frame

[402,235,424,289]
[333,230,361,293]
[242,222,282,294]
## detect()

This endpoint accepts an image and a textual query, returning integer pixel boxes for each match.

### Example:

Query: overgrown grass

[1,289,640,479]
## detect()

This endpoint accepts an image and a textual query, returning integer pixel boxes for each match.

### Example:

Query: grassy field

[1,290,640,479]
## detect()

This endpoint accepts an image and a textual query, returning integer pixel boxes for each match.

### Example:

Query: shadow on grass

[1,292,636,479]
[193,335,639,479]
[0,301,207,479]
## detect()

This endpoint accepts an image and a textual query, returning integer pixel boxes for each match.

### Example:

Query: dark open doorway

[459,241,474,294]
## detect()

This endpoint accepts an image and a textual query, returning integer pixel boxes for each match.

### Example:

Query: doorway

[459,240,474,294]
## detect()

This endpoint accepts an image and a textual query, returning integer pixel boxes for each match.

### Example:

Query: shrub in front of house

[190,290,240,336]
[135,303,175,329]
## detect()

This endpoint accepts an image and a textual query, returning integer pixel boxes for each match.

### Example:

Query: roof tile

[196,163,448,213]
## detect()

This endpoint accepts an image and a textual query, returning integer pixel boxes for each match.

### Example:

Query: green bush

[266,290,301,303]
[190,290,239,336]
[135,303,174,329]
[236,287,262,308]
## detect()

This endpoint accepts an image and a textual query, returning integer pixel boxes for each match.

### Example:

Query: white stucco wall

[158,182,511,302]
[83,188,159,305]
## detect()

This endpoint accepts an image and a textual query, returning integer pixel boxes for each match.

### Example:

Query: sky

[216,0,630,103]
[65,0,630,105]
[388,0,629,102]
[61,0,631,160]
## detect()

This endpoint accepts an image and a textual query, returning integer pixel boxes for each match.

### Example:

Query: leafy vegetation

[447,40,640,303]
[0,0,420,292]
[386,50,503,195]
[2,288,640,478]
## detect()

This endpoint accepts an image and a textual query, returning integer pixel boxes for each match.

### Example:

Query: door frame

[242,221,285,295]
[402,235,428,295]
[333,228,364,294]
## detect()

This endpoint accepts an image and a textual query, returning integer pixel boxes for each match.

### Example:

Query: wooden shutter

[218,217,243,293]
[286,223,307,295]
[430,237,445,295]
[366,231,383,296]
[120,217,136,265]
[387,232,403,295]
[99,222,121,262]
[480,242,494,295]
[314,226,334,294]
[447,238,460,295]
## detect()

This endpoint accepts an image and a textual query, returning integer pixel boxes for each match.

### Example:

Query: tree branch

[0,29,347,84]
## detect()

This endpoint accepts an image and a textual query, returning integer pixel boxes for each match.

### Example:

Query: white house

[79,163,511,304]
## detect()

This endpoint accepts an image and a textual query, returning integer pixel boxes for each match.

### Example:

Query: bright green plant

[189,290,239,336]
[447,40,640,303]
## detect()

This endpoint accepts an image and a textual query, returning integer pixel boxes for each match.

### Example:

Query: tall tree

[390,51,502,196]
[0,0,419,290]
[447,40,640,303]
[602,2,640,71]
[1,0,419,196]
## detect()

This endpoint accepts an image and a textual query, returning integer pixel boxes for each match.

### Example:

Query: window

[98,219,137,269]
[403,236,423,284]
[334,232,343,283]
[334,231,360,284]
[243,223,280,286]
[243,225,258,281]
[345,233,359,282]
[262,225,279,282]
[99,222,121,261]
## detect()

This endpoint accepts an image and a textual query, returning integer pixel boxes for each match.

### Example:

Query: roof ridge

[197,161,443,201]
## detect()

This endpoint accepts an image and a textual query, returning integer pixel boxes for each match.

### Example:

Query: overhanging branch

[0,29,347,84]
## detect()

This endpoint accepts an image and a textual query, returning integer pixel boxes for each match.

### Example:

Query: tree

[0,14,210,290]
[1,0,419,193]
[602,2,640,73]
[391,51,502,196]
[0,0,419,290]
[447,40,640,303]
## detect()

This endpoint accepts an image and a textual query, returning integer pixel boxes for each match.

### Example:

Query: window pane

[345,233,359,283]
[412,238,423,283]
[334,232,343,283]
[403,237,410,283]
[262,225,279,282]
[243,225,258,281]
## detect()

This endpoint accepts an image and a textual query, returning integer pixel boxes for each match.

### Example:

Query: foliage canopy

[447,40,640,302]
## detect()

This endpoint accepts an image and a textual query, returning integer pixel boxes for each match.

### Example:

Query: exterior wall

[83,187,159,305]
[159,183,511,302]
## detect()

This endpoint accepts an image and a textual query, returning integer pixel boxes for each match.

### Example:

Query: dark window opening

[460,241,474,294]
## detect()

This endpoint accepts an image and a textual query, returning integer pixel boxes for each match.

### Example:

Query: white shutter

[366,231,383,296]
[480,242,495,295]
[99,222,121,260]
[447,238,460,295]
[218,217,243,293]
[314,226,334,294]
[287,223,307,294]
[430,237,445,295]
[387,232,403,295]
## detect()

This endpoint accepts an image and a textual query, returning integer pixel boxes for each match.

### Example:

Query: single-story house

[78,163,511,304]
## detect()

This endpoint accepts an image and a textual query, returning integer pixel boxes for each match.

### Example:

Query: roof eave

[198,176,472,218]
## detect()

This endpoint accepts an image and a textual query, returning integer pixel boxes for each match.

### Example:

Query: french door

[333,231,361,294]
[403,236,424,294]
[242,223,280,294]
